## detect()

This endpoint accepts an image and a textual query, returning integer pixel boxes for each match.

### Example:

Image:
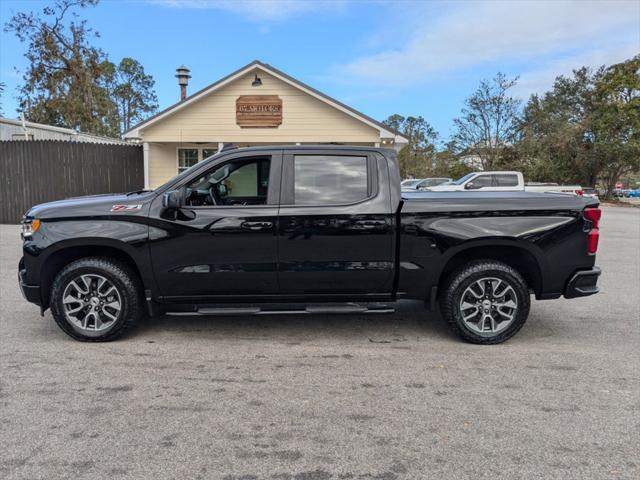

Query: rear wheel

[440,260,530,344]
[50,257,142,342]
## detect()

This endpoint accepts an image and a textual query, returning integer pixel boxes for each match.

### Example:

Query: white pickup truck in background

[423,171,583,195]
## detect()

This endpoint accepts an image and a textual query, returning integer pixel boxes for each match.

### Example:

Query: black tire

[440,260,530,345]
[50,257,143,342]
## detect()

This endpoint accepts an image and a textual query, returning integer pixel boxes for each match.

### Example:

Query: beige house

[123,60,407,189]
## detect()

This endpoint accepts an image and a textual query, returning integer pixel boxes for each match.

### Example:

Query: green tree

[109,58,158,135]
[383,115,439,178]
[4,0,118,135]
[517,57,639,196]
[592,56,640,197]
[433,146,473,180]
[451,73,522,170]
[5,0,158,138]
[518,67,603,186]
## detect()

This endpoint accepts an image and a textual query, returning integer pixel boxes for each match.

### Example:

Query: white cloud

[514,44,640,98]
[149,0,347,22]
[337,0,640,86]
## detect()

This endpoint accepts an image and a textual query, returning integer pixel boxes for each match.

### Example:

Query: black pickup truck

[19,145,601,344]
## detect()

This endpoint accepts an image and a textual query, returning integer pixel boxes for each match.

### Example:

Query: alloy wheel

[61,274,122,332]
[459,277,518,336]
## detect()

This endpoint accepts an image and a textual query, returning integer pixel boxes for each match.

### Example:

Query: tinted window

[185,158,270,206]
[494,174,519,187]
[472,175,493,188]
[293,155,368,205]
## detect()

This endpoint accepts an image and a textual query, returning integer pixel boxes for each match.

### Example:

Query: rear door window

[293,155,369,205]
[494,174,519,187]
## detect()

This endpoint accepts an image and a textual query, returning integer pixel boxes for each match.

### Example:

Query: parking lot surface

[1,207,638,480]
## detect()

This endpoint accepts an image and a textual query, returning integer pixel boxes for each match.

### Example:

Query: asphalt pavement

[1,206,638,479]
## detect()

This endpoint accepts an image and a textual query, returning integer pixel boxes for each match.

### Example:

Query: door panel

[149,151,282,300]
[277,151,395,294]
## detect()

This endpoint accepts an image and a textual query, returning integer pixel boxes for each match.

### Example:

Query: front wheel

[440,260,531,344]
[50,257,143,342]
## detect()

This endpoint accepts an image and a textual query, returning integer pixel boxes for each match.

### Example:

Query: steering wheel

[208,185,221,206]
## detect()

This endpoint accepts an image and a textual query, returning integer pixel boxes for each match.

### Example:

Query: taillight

[584,207,601,254]
[575,189,584,196]
[584,208,601,228]
[587,230,599,254]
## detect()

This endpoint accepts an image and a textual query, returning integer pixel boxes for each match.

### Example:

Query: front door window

[185,158,271,206]
[472,175,493,188]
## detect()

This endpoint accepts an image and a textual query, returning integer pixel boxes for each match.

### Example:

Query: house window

[177,147,221,174]
[202,149,217,160]
[178,149,199,173]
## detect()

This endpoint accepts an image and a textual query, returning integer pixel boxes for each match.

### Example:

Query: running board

[165,303,395,316]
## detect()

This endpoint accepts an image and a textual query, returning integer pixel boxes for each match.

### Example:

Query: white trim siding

[143,142,150,189]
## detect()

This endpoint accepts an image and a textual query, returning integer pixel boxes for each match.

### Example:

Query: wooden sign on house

[236,95,282,128]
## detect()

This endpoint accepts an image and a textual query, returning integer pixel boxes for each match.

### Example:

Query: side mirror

[464,182,475,190]
[162,190,181,209]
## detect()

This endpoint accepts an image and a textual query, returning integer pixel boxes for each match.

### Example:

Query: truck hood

[25,191,157,220]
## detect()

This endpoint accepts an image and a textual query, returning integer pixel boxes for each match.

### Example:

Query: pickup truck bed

[399,191,598,300]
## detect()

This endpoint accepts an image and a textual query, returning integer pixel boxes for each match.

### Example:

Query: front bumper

[564,266,601,299]
[18,259,42,306]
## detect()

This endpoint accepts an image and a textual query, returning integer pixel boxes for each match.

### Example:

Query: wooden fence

[0,140,143,223]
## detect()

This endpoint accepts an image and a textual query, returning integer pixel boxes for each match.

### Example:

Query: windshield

[421,178,449,187]
[402,180,421,187]
[451,173,475,185]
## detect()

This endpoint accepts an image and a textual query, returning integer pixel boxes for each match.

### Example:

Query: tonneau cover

[400,191,598,213]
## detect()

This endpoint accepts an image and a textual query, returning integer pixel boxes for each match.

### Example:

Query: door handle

[355,220,387,229]
[241,221,273,231]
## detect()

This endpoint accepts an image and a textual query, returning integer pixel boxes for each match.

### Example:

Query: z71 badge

[110,204,142,212]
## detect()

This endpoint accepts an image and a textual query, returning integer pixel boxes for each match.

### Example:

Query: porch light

[252,74,262,87]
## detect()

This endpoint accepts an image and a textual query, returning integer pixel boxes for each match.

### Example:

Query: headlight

[21,219,41,239]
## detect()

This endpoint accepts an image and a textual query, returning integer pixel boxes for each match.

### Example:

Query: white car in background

[423,171,583,195]
[401,177,452,191]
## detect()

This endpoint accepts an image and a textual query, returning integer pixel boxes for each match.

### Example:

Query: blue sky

[1,0,638,141]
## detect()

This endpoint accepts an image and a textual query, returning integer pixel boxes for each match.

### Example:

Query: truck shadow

[129,300,456,343]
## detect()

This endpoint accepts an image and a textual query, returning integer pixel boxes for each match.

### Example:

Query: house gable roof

[123,60,407,144]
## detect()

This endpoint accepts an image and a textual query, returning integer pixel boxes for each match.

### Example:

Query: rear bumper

[564,267,601,299]
[18,260,42,306]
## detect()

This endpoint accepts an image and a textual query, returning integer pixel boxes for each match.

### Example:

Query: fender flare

[434,237,547,292]
[37,237,156,299]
